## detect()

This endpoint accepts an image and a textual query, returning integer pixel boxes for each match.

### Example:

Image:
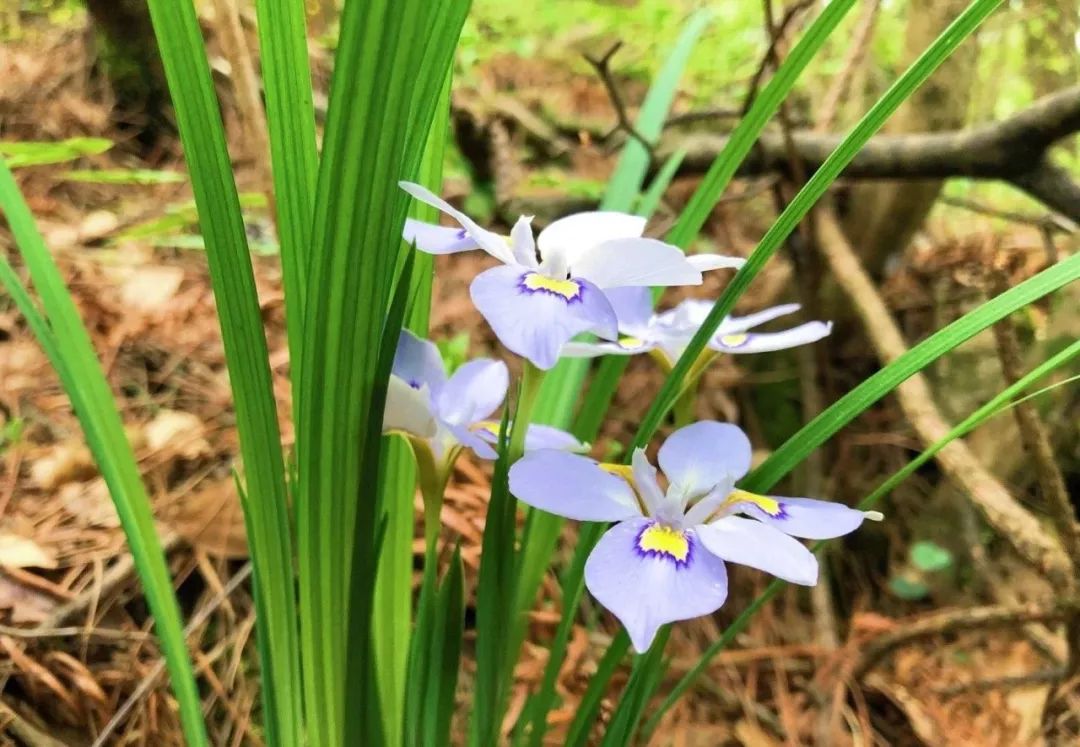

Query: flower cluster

[394,183,879,652]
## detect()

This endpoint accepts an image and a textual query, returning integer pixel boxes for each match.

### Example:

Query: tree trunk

[84,0,172,141]
[841,0,977,276]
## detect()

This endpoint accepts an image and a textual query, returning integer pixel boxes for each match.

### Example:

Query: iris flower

[383,330,583,468]
[399,182,744,370]
[509,421,880,652]
[561,286,832,366]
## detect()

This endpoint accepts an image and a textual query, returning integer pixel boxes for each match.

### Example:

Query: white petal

[510,215,539,268]
[383,375,437,438]
[399,181,515,264]
[537,211,646,264]
[687,254,746,272]
[572,238,702,289]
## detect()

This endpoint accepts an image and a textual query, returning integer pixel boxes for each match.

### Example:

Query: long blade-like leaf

[141,1,300,743]
[0,162,209,746]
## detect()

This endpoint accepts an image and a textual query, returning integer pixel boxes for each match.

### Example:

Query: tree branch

[667,85,1080,221]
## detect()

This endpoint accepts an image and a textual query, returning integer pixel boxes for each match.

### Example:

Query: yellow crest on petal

[636,523,690,563]
[599,462,635,483]
[520,273,583,301]
[718,333,749,348]
[726,489,786,518]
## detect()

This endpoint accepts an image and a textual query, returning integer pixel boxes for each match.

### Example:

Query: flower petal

[632,448,668,518]
[399,181,515,264]
[383,375,437,438]
[392,330,446,395]
[524,424,587,452]
[536,211,646,265]
[658,421,752,495]
[445,423,498,460]
[436,359,508,426]
[403,218,478,255]
[717,303,801,334]
[572,238,702,289]
[730,494,870,539]
[509,451,642,521]
[604,286,654,332]
[697,516,818,585]
[472,422,587,452]
[687,253,746,272]
[510,215,539,268]
[560,338,656,358]
[469,265,618,370]
[711,321,832,354]
[585,518,728,652]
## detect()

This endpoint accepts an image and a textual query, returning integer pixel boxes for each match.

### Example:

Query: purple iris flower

[508,421,880,652]
[561,286,833,364]
[400,182,744,370]
[383,330,584,462]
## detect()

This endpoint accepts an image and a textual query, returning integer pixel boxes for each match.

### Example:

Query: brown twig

[739,0,815,117]
[853,599,1080,680]
[816,0,880,133]
[90,562,253,746]
[0,697,68,747]
[933,668,1066,697]
[583,41,657,162]
[813,206,1071,584]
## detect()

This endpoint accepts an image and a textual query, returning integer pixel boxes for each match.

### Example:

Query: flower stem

[508,361,546,462]
[409,437,451,556]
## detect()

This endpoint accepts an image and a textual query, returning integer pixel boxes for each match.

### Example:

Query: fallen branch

[670,86,1080,222]
[813,207,1071,584]
[853,599,1080,680]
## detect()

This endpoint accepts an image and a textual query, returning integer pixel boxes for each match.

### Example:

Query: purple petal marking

[585,518,729,653]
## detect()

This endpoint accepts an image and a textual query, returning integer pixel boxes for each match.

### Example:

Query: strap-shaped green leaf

[0,162,209,746]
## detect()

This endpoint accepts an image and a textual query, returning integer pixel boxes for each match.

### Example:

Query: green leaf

[294,2,469,744]
[630,0,1004,451]
[141,0,300,743]
[0,161,208,746]
[0,137,112,167]
[375,73,451,747]
[253,0,319,384]
[910,541,954,572]
[889,576,931,600]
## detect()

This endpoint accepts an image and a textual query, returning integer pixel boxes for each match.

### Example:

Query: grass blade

[631,0,1005,450]
[294,1,469,742]
[0,162,209,746]
[253,0,319,377]
[141,1,300,742]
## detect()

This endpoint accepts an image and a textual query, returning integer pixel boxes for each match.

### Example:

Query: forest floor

[1,14,1077,747]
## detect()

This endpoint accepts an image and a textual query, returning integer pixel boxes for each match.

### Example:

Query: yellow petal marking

[725,489,786,518]
[520,273,583,301]
[636,523,690,563]
[718,333,750,347]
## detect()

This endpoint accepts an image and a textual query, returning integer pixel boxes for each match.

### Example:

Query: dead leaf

[119,265,184,313]
[59,479,119,528]
[168,481,248,559]
[78,210,118,242]
[734,719,781,747]
[0,573,56,623]
[29,441,95,490]
[144,409,211,460]
[0,534,57,569]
